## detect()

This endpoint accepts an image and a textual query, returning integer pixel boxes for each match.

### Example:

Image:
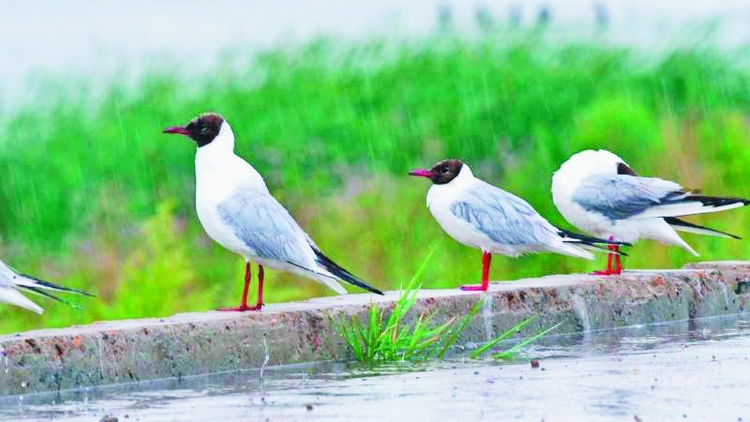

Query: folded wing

[218,189,382,295]
[218,188,319,268]
[451,183,561,245]
[572,174,747,221]
[450,182,594,259]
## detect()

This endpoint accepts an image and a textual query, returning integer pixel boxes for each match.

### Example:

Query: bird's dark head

[163,112,226,147]
[408,159,465,185]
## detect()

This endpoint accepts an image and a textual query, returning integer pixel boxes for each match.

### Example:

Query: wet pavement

[1,314,749,421]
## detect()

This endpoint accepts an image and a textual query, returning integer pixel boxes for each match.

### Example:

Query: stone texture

[0,261,748,395]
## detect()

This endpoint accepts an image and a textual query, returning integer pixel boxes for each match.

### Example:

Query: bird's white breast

[551,170,612,238]
[194,134,268,257]
[426,176,494,251]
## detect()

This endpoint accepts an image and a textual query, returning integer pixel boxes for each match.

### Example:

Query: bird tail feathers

[0,287,43,314]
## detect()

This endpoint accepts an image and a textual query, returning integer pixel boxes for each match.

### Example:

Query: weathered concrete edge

[0,260,748,396]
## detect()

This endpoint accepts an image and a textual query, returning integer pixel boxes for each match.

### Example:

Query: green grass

[334,246,556,363]
[333,246,461,363]
[1,31,750,333]
[469,316,564,360]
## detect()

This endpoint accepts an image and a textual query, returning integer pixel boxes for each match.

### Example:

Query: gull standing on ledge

[163,113,383,311]
[552,149,749,275]
[409,159,623,291]
[0,259,93,314]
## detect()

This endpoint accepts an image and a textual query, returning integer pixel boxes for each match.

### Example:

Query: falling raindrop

[0,347,8,373]
[481,295,495,341]
[259,335,270,383]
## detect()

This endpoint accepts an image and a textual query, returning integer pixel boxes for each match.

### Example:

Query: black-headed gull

[163,113,383,311]
[552,149,749,275]
[409,159,622,291]
[0,259,93,314]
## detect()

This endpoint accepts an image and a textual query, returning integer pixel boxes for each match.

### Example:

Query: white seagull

[0,259,93,314]
[163,112,383,311]
[409,159,622,291]
[552,149,749,275]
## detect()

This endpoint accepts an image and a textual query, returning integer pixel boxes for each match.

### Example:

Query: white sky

[1,0,749,107]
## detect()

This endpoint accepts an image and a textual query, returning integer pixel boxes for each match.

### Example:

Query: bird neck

[426,165,476,207]
[195,123,237,166]
[552,162,589,201]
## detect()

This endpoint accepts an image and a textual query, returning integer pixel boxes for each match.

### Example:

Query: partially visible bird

[163,113,383,311]
[552,149,749,275]
[409,159,623,291]
[0,259,93,314]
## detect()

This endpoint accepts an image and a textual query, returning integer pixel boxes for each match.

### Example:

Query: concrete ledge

[1,261,748,395]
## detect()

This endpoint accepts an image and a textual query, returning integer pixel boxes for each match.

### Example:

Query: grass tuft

[334,246,561,364]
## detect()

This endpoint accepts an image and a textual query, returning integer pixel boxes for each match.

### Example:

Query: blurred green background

[1,32,749,334]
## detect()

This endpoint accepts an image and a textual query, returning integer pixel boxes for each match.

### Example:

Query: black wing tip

[682,195,750,208]
[557,228,630,256]
[557,228,632,247]
[341,272,384,295]
[585,242,629,256]
[312,248,384,295]
[664,217,743,240]
[579,240,629,256]
[365,286,385,296]
[19,273,96,298]
[18,286,84,310]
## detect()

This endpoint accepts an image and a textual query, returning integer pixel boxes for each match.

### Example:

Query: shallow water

[2,314,750,421]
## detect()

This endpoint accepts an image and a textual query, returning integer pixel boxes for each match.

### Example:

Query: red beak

[409,169,434,178]
[163,126,190,136]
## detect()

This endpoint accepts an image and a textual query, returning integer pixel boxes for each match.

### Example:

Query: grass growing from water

[334,247,559,363]
[469,316,563,360]
[1,31,750,333]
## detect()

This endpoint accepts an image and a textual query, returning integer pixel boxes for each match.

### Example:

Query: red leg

[461,251,491,291]
[592,236,619,276]
[612,245,623,274]
[217,261,253,312]
[247,265,264,311]
[592,245,614,275]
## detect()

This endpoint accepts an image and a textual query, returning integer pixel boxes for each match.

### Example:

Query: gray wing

[217,189,315,266]
[450,182,560,246]
[572,174,685,220]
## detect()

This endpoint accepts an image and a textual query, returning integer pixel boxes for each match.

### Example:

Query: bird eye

[199,126,208,134]
[441,166,450,174]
